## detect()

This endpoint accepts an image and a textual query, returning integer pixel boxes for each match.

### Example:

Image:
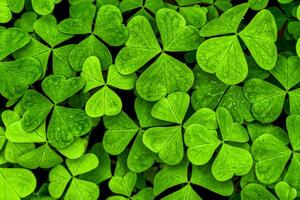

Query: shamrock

[244,55,300,123]
[19,75,92,149]
[0,0,24,23]
[197,3,277,84]
[48,153,100,200]
[81,56,136,118]
[116,8,201,101]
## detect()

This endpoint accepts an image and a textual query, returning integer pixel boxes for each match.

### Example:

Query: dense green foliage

[0,0,300,199]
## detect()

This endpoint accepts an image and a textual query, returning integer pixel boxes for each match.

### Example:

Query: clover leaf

[0,0,24,23]
[81,56,136,118]
[185,107,252,181]
[48,153,100,200]
[197,3,277,84]
[0,168,36,200]
[244,55,300,123]
[116,8,200,101]
[275,181,297,200]
[31,0,60,16]
[241,183,277,200]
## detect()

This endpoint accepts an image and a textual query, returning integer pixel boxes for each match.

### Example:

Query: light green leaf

[66,153,99,176]
[252,134,292,184]
[239,9,277,70]
[21,90,53,132]
[249,0,269,10]
[131,187,155,200]
[14,12,37,33]
[115,15,161,75]
[286,115,300,151]
[270,55,300,90]
[42,75,84,104]
[85,85,122,118]
[31,0,56,15]
[179,6,207,29]
[33,15,73,47]
[17,144,63,169]
[58,2,96,34]
[107,65,136,90]
[244,78,286,123]
[1,110,20,127]
[284,153,300,195]
[212,144,253,181]
[0,57,42,100]
[0,28,30,60]
[275,181,297,200]
[184,108,217,130]
[0,168,36,200]
[109,172,137,197]
[151,92,189,124]
[196,35,248,85]
[161,185,201,200]
[47,106,92,148]
[143,126,183,165]
[65,178,99,200]
[157,8,201,51]
[69,35,112,71]
[136,53,194,101]
[200,3,249,36]
[103,111,139,155]
[289,88,300,115]
[94,5,128,46]
[57,137,87,159]
[4,142,34,164]
[0,3,12,23]
[296,39,300,58]
[52,44,76,78]
[185,124,220,165]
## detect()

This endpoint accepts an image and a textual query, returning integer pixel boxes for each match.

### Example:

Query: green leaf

[49,165,71,199]
[275,181,297,200]
[219,86,254,123]
[212,144,253,181]
[58,2,96,34]
[286,115,300,151]
[151,92,189,124]
[33,15,73,47]
[52,44,76,78]
[31,0,56,15]
[21,90,53,132]
[143,126,183,165]
[153,158,188,195]
[0,28,30,60]
[80,56,105,93]
[69,35,112,71]
[161,185,201,200]
[270,55,300,91]
[136,53,194,101]
[244,78,286,123]
[94,5,128,46]
[107,65,136,90]
[115,15,161,75]
[4,142,35,164]
[239,9,277,70]
[85,85,122,118]
[57,137,87,159]
[249,0,269,10]
[103,111,139,155]
[0,57,42,100]
[184,108,218,130]
[5,121,47,143]
[157,8,201,51]
[127,131,156,173]
[47,106,92,148]
[17,144,63,169]
[252,134,292,184]
[196,35,248,85]
[14,12,37,33]
[66,153,99,176]
[109,172,137,197]
[200,3,249,36]
[284,153,300,196]
[0,2,12,23]
[65,178,100,200]
[42,75,84,104]
[0,168,36,200]
[179,6,207,29]
[191,163,234,196]
[185,124,220,165]
[241,183,277,200]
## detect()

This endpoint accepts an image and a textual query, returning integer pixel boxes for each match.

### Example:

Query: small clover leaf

[0,0,24,23]
[0,168,37,200]
[31,0,59,16]
[0,57,42,100]
[197,4,277,84]
[82,56,136,118]
[94,5,128,46]
[241,183,277,200]
[275,181,297,200]
[109,172,137,197]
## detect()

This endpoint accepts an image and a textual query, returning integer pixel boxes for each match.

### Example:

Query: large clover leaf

[185,107,252,181]
[197,3,277,84]
[116,8,200,101]
[81,56,136,118]
[244,55,300,123]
